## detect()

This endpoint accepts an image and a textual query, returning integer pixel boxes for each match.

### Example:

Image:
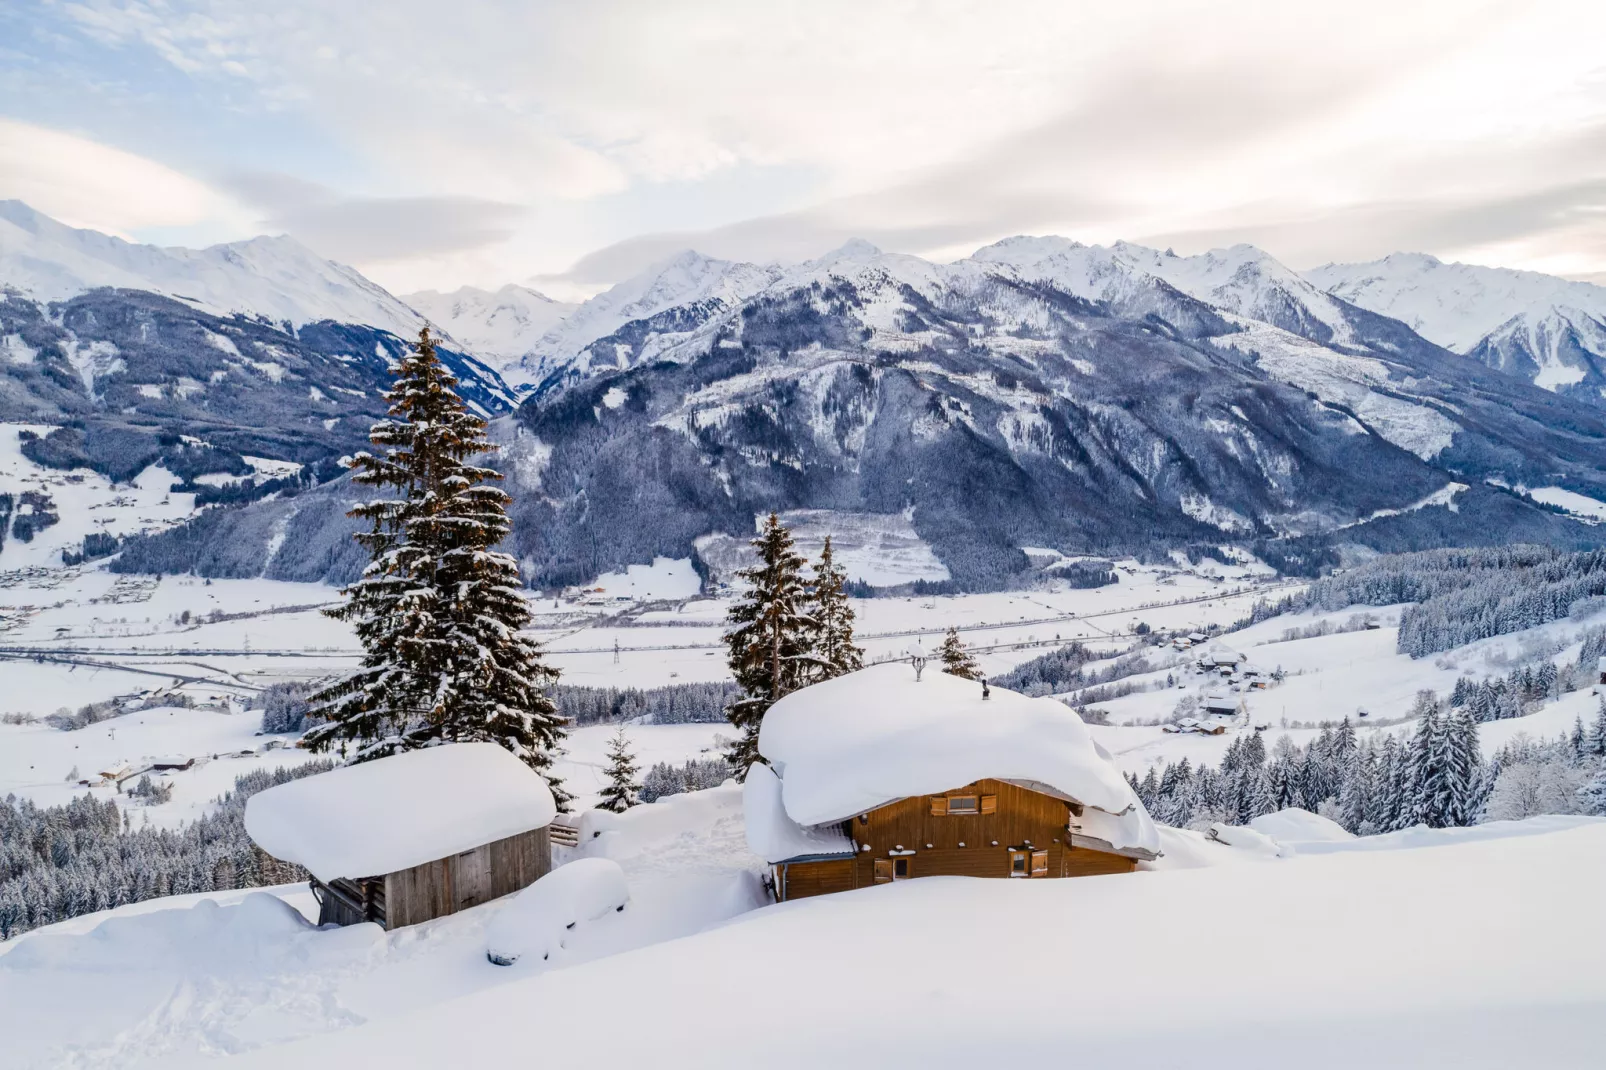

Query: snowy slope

[0,201,422,336]
[403,284,576,369]
[29,817,1586,1070]
[1307,254,1606,396]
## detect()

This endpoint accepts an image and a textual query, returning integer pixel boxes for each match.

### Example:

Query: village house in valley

[244,743,557,930]
[745,662,1160,901]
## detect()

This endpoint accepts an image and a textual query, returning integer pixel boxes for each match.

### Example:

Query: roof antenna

[981,676,991,701]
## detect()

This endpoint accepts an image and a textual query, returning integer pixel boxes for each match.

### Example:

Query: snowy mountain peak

[1307,255,1606,397]
[0,201,422,337]
[404,283,576,368]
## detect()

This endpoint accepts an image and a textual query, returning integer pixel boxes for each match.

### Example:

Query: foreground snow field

[3,810,1598,1069]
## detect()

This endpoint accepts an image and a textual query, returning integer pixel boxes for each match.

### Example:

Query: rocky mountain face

[1306,254,1606,405]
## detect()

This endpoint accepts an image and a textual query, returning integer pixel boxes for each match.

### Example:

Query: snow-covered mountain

[0,203,516,501]
[130,235,1606,589]
[403,284,576,369]
[513,250,784,388]
[1306,254,1606,400]
[0,200,423,337]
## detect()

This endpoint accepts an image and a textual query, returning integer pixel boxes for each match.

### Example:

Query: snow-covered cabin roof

[743,763,855,865]
[244,743,556,883]
[752,662,1158,858]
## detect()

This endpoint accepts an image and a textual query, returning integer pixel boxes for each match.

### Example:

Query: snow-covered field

[2,802,1599,1069]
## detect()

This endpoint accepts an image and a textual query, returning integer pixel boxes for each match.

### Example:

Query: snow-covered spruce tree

[306,327,569,805]
[597,727,641,813]
[1579,761,1606,816]
[937,627,981,680]
[811,535,863,680]
[723,513,822,772]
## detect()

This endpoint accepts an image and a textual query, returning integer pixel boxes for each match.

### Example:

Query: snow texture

[742,762,854,864]
[244,743,556,882]
[757,662,1158,853]
[201,819,1606,1070]
[484,858,630,966]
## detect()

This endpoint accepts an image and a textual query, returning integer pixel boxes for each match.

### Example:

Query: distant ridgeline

[1303,546,1606,657]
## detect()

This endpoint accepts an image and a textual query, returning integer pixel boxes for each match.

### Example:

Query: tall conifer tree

[598,727,641,813]
[306,327,569,804]
[937,627,981,680]
[811,535,863,680]
[723,513,820,772]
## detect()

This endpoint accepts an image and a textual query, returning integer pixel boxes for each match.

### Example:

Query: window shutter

[980,795,997,815]
[874,859,894,883]
[930,797,947,816]
[1031,850,1049,877]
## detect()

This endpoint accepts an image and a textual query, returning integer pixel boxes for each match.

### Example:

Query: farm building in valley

[244,743,556,930]
[745,662,1160,901]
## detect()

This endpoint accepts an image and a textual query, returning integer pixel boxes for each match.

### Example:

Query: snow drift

[484,859,630,966]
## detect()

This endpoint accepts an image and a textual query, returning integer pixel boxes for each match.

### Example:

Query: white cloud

[20,0,1606,290]
[0,118,243,237]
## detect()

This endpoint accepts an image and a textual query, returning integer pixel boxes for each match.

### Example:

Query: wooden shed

[745,662,1161,902]
[244,742,557,930]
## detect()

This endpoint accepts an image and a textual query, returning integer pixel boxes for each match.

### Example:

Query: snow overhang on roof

[755,662,1160,856]
[244,742,556,883]
[743,763,856,865]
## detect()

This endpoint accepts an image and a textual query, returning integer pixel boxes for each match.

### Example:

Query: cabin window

[946,795,979,814]
[1009,850,1028,877]
[1031,850,1049,877]
[893,857,910,880]
[874,859,893,883]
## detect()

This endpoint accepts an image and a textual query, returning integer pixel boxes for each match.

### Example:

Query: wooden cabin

[769,777,1154,902]
[244,742,557,930]
[745,662,1161,902]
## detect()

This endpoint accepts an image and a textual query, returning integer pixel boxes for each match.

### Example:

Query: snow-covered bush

[484,858,629,967]
[1482,759,1591,822]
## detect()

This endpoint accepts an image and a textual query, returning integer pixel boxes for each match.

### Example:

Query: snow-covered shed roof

[244,743,556,883]
[754,662,1159,856]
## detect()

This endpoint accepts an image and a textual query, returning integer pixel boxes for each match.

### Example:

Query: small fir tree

[306,327,570,805]
[597,727,641,813]
[811,535,863,680]
[723,513,821,772]
[937,627,981,680]
[1578,761,1606,816]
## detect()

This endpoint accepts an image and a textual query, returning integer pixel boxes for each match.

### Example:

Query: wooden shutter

[874,859,894,883]
[930,797,947,816]
[1031,850,1049,877]
[980,795,997,814]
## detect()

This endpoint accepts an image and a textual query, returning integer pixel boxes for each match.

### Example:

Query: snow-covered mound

[245,743,557,882]
[403,284,576,369]
[1249,807,1355,846]
[203,819,1606,1070]
[0,200,421,335]
[756,662,1158,854]
[484,858,629,966]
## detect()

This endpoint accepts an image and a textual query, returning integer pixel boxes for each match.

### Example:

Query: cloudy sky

[3,1,1605,297]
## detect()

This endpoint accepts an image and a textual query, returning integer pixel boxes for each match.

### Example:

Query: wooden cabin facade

[773,778,1149,902]
[311,826,552,930]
